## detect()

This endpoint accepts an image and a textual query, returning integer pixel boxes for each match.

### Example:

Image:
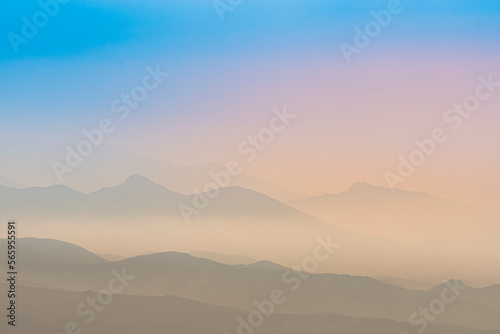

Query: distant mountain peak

[245,260,288,270]
[0,175,24,188]
[445,278,467,286]
[124,174,156,186]
[429,279,470,292]
[348,182,380,191]
[343,182,393,196]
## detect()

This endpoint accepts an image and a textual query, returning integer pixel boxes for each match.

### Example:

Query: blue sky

[0,0,499,203]
[1,0,499,135]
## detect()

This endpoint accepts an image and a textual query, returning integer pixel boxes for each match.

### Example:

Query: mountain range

[2,283,497,334]
[0,238,499,332]
[0,142,296,200]
[0,176,498,284]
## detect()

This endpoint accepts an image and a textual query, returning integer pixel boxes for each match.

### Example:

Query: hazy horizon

[1,1,498,333]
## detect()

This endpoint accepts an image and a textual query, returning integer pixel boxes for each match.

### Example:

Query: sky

[1,0,499,205]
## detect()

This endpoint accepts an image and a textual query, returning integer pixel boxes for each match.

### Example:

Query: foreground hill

[0,284,497,334]
[2,243,498,331]
[0,237,107,265]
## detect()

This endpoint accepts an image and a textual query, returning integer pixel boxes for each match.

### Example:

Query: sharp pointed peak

[124,174,156,185]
